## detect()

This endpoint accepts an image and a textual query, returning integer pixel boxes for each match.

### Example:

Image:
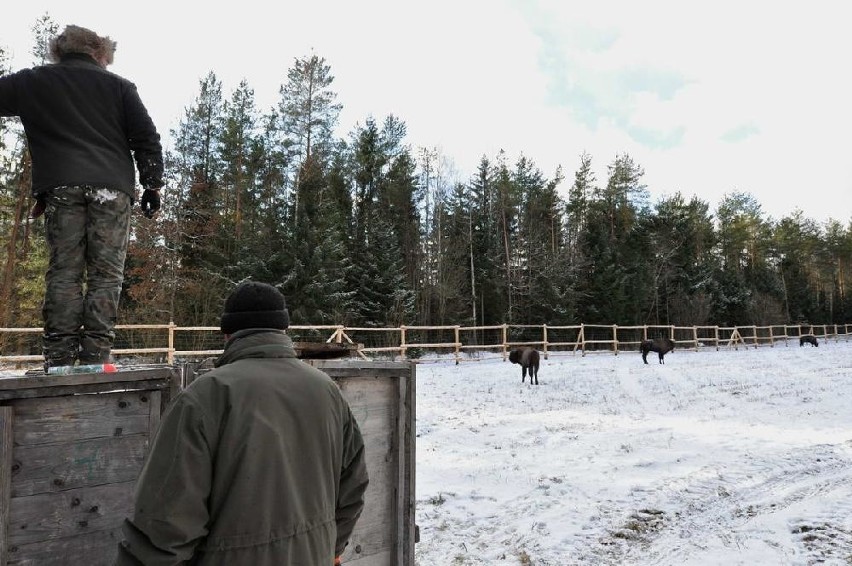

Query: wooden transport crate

[0,360,415,565]
[0,368,177,566]
[307,360,416,566]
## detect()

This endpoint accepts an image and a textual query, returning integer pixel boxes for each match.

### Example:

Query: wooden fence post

[400,326,407,360]
[502,324,508,361]
[454,326,460,365]
[613,325,619,356]
[167,321,175,365]
[542,325,548,359]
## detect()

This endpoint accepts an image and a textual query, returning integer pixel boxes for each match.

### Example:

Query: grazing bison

[508,347,540,385]
[640,337,675,364]
[800,335,819,347]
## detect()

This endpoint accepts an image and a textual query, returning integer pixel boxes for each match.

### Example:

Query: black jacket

[0,53,163,198]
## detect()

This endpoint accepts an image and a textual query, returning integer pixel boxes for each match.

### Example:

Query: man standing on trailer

[0,24,163,371]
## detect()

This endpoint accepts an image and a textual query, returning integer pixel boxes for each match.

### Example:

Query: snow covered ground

[413,340,852,565]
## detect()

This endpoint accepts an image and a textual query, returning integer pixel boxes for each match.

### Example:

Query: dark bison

[508,347,540,385]
[800,335,819,347]
[640,337,675,364]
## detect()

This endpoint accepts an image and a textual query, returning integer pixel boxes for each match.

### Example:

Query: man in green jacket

[117,281,369,565]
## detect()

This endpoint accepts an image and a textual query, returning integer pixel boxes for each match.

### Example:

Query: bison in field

[509,347,540,385]
[640,337,675,364]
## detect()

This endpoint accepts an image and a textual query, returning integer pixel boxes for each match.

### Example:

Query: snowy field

[413,340,852,565]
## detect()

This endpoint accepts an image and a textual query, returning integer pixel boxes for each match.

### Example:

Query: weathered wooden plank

[317,366,414,380]
[0,381,169,402]
[396,366,417,563]
[11,436,147,497]
[346,547,392,566]
[336,375,402,564]
[10,392,152,447]
[0,368,175,392]
[6,527,122,566]
[1,407,13,566]
[7,482,134,547]
[344,479,395,563]
[147,390,162,443]
[315,361,417,565]
[338,377,397,433]
[402,363,417,560]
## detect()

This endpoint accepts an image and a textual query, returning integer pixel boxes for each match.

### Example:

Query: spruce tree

[713,192,782,324]
[577,153,648,323]
[641,193,716,324]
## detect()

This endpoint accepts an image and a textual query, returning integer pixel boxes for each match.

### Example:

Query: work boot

[79,334,112,365]
[43,351,77,373]
[42,333,80,372]
[78,350,111,365]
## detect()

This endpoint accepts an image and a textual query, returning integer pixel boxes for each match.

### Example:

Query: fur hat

[220,281,290,334]
[48,25,116,66]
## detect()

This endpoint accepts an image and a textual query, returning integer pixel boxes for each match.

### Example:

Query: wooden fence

[1,322,849,368]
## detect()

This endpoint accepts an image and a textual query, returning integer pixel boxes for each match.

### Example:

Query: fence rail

[1,322,849,368]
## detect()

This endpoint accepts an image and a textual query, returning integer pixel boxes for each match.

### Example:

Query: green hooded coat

[117,330,369,565]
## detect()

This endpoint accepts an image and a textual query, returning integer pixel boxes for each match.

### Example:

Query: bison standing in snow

[640,337,675,364]
[509,347,540,385]
[800,335,819,347]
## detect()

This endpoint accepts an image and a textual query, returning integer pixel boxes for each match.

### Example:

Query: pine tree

[713,192,782,324]
[565,151,595,265]
[641,193,716,324]
[577,153,649,323]
[281,154,355,324]
[346,118,416,326]
[277,53,341,225]
[492,152,522,322]
[0,17,55,331]
[773,211,822,322]
[152,72,228,325]
[29,13,58,65]
[219,79,258,249]
[513,156,570,323]
[823,220,852,322]
[377,116,423,294]
[435,181,474,324]
[466,157,505,325]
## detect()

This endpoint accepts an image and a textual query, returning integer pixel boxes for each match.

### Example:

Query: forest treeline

[2,18,851,332]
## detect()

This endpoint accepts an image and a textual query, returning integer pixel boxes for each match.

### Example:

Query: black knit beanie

[220,281,290,334]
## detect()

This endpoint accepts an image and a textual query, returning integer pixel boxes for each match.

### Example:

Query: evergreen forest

[2,18,851,332]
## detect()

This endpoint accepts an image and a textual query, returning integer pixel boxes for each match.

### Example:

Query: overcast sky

[3,0,851,224]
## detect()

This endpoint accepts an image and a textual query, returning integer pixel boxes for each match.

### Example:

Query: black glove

[140,188,161,218]
[30,197,46,219]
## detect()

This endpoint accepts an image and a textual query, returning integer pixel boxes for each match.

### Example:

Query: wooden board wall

[0,371,173,566]
[0,362,414,565]
[310,361,416,566]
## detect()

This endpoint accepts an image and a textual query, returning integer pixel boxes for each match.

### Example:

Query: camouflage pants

[42,185,131,366]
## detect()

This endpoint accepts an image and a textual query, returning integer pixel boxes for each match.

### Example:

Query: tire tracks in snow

[580,443,852,564]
